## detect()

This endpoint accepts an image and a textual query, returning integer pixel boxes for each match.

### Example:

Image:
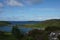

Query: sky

[0,0,60,21]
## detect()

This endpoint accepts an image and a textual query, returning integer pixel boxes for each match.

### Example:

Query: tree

[12,25,23,40]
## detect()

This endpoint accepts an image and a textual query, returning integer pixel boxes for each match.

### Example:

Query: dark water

[0,26,33,33]
[0,26,44,34]
[0,21,41,33]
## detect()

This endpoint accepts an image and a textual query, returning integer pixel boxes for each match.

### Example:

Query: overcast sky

[0,0,60,21]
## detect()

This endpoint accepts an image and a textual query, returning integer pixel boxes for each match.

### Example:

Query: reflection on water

[0,26,12,32]
[0,26,44,33]
[0,26,33,33]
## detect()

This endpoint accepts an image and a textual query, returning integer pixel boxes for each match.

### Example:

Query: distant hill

[9,21,40,24]
[23,19,60,28]
[0,21,11,26]
[0,21,40,27]
[0,19,60,28]
[35,19,60,28]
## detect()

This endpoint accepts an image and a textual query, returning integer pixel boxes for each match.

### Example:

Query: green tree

[12,25,24,40]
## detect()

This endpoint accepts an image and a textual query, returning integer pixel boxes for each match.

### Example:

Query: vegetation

[12,25,24,40]
[22,19,60,28]
[45,26,60,32]
[0,19,60,40]
[0,26,60,40]
[0,31,16,40]
[0,21,11,26]
[0,19,60,28]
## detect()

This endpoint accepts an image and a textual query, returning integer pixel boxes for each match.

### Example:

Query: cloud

[0,0,42,7]
[5,0,42,6]
[5,0,24,7]
[24,0,42,5]
[0,3,4,8]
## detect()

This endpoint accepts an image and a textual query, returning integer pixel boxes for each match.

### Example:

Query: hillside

[23,19,60,28]
[0,19,60,28]
[0,21,11,26]
[37,19,60,27]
